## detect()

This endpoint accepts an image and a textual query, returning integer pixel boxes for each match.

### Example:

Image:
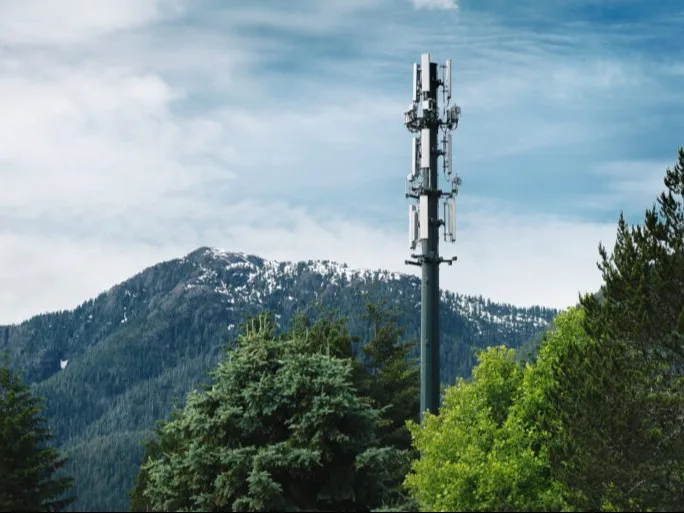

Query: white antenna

[419,195,429,240]
[410,136,419,180]
[409,205,419,249]
[444,197,456,242]
[420,129,430,170]
[413,63,420,102]
[444,59,451,102]
[421,53,431,99]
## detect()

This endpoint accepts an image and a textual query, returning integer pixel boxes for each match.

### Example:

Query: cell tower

[404,53,462,420]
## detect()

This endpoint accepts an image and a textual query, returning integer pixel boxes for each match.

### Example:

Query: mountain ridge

[1,246,559,511]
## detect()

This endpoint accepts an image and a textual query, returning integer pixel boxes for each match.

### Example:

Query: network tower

[404,53,462,421]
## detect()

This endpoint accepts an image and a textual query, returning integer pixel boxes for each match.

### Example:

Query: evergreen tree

[0,354,75,511]
[129,313,408,511]
[578,146,684,510]
[359,301,419,452]
[583,146,684,368]
[356,302,420,511]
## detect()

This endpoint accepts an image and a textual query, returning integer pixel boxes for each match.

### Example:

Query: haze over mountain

[2,247,556,511]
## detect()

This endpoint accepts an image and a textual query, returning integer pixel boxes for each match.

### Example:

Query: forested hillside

[0,247,556,511]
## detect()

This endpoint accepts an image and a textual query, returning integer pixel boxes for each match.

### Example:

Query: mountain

[0,246,558,511]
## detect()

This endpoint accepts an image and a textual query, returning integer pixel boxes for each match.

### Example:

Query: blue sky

[0,0,683,323]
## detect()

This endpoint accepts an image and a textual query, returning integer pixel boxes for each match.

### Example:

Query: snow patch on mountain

[187,247,552,330]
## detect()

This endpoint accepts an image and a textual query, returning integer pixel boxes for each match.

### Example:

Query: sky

[1,0,683,324]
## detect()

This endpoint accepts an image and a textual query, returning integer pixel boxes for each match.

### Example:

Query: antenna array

[403,54,462,420]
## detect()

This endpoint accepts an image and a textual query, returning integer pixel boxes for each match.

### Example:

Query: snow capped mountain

[0,245,558,512]
[179,246,553,334]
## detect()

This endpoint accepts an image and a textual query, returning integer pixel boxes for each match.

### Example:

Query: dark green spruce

[0,354,76,511]
[129,312,411,511]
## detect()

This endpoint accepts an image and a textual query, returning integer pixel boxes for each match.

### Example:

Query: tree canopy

[130,306,417,511]
[404,343,571,512]
[0,354,75,512]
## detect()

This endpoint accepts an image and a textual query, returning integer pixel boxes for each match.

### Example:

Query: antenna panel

[411,136,419,179]
[421,53,431,97]
[409,205,419,249]
[447,197,456,242]
[444,132,452,177]
[445,59,451,101]
[419,195,429,240]
[413,63,419,102]
[421,129,430,169]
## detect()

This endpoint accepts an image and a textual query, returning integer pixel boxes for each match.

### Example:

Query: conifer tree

[583,146,684,368]
[578,146,684,510]
[359,301,419,452]
[130,313,407,511]
[0,354,75,511]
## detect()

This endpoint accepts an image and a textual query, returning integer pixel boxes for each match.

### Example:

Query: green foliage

[583,146,684,368]
[130,313,408,511]
[515,307,610,511]
[405,345,571,512]
[359,301,420,451]
[577,147,684,510]
[0,354,76,511]
[411,149,684,513]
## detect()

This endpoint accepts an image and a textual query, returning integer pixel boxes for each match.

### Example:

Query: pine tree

[0,354,76,511]
[359,301,419,452]
[357,302,420,511]
[583,148,684,368]
[578,146,684,510]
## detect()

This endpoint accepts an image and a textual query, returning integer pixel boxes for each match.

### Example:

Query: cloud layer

[0,0,681,324]
[412,0,459,10]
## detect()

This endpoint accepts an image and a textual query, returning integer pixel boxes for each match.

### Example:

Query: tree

[357,302,419,450]
[404,345,571,512]
[357,302,420,511]
[579,146,684,510]
[583,146,684,368]
[513,307,643,511]
[0,354,75,511]
[130,313,408,511]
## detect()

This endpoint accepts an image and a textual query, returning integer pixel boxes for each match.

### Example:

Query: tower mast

[404,53,462,420]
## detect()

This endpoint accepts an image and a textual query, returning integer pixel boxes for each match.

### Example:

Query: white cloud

[0,0,185,45]
[0,0,678,326]
[0,61,234,215]
[0,233,186,325]
[224,201,615,311]
[451,205,616,309]
[578,159,671,212]
[0,200,615,325]
[411,0,459,10]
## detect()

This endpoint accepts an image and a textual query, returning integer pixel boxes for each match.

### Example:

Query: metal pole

[420,62,440,420]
